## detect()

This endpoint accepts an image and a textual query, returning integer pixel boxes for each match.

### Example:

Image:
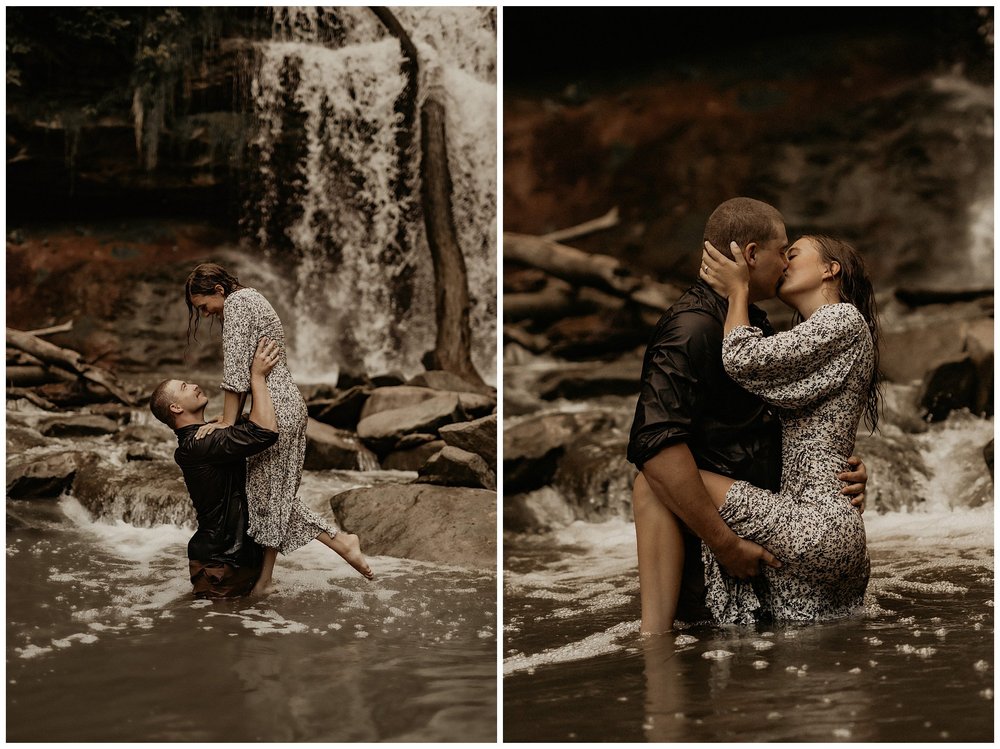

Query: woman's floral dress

[222,288,336,554]
[702,303,874,624]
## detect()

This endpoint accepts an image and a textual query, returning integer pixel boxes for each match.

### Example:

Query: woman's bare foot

[339,533,374,580]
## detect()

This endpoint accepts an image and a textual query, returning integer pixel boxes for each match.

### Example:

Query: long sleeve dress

[221,288,337,554]
[701,303,874,625]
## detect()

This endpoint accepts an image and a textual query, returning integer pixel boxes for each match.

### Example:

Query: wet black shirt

[174,419,277,567]
[627,280,782,491]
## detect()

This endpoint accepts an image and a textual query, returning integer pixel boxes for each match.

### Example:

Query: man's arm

[840,455,868,513]
[642,442,781,580]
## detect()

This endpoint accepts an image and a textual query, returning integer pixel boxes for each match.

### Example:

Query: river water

[7,461,496,742]
[503,414,994,742]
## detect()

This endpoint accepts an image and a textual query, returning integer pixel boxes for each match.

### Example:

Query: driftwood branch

[541,207,620,244]
[25,320,74,337]
[503,232,683,312]
[5,328,133,406]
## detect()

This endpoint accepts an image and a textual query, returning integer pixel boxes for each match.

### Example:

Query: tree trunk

[371,7,485,390]
[5,328,134,405]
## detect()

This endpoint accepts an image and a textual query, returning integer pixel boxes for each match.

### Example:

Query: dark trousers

[189,560,261,599]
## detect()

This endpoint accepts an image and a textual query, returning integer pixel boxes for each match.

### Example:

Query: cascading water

[249,7,496,383]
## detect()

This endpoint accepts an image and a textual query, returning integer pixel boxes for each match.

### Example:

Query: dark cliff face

[503,7,994,291]
[6,7,267,223]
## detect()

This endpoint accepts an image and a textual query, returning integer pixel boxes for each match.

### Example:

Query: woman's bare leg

[634,473,685,635]
[251,547,278,597]
[316,531,374,580]
[698,471,735,509]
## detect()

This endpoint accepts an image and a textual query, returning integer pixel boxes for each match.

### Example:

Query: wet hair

[704,197,785,259]
[184,263,242,343]
[804,235,884,433]
[149,379,179,429]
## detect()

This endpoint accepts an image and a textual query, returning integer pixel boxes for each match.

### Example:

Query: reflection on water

[503,414,994,742]
[7,495,495,742]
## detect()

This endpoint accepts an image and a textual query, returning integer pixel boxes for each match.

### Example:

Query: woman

[185,263,373,595]
[690,235,881,625]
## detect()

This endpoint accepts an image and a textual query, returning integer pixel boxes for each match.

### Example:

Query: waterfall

[249,7,496,384]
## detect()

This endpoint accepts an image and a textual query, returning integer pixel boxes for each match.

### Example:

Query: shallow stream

[503,414,994,742]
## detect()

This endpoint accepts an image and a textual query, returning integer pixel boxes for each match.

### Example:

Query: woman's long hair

[184,263,242,343]
[805,235,884,433]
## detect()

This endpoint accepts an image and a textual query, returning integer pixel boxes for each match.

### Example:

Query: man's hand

[839,455,868,514]
[250,336,281,379]
[712,536,782,580]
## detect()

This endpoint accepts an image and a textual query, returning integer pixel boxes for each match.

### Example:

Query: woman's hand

[195,419,232,440]
[700,240,750,299]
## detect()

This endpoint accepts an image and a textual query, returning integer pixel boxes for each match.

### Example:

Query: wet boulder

[407,370,490,395]
[360,386,445,419]
[39,414,120,438]
[504,486,577,533]
[418,446,496,490]
[503,410,617,492]
[963,318,993,416]
[307,385,372,430]
[536,356,643,401]
[356,393,466,452]
[382,438,445,472]
[918,355,978,422]
[6,424,48,452]
[984,439,993,478]
[552,432,635,523]
[854,426,931,513]
[7,451,87,498]
[71,458,195,527]
[304,418,379,471]
[329,484,496,568]
[438,414,497,467]
[112,423,175,444]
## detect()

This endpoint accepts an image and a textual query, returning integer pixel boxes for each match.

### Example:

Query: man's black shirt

[174,419,277,567]
[627,280,782,491]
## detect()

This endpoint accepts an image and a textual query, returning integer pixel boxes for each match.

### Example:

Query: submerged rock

[418,446,496,490]
[6,424,47,452]
[329,484,496,568]
[854,426,931,513]
[552,432,635,523]
[71,458,195,528]
[504,486,577,533]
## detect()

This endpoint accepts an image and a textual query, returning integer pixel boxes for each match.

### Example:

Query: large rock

[504,486,577,533]
[552,432,635,523]
[7,451,87,498]
[963,318,993,416]
[418,446,496,490]
[112,423,175,444]
[329,484,496,568]
[854,427,931,513]
[407,370,491,395]
[985,439,994,478]
[918,355,978,422]
[307,385,372,430]
[71,458,195,527]
[6,425,48,452]
[439,414,497,466]
[39,414,120,438]
[304,418,380,471]
[382,439,445,471]
[503,411,617,492]
[537,356,643,400]
[356,394,466,452]
[360,385,496,422]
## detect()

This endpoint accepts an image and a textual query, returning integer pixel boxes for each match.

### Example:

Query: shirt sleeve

[722,303,868,409]
[195,420,278,464]
[221,293,255,393]
[627,310,719,469]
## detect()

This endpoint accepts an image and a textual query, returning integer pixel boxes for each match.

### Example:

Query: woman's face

[777,238,832,302]
[189,288,226,318]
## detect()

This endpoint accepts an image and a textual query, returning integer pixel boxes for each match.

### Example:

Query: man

[627,197,867,633]
[149,337,281,598]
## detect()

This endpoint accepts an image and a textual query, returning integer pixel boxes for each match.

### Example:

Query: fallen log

[6,328,134,406]
[6,387,58,410]
[541,207,620,244]
[503,232,683,312]
[25,320,74,337]
[503,325,551,354]
[6,365,77,387]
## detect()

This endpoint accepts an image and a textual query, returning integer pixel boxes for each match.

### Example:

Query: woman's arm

[222,390,247,426]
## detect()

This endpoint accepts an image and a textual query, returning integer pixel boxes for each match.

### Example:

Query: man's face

[168,379,209,417]
[749,223,789,301]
